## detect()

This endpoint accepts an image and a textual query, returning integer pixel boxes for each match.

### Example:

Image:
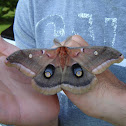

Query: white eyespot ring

[45,72,51,78]
[29,54,33,58]
[76,71,83,77]
[94,51,98,55]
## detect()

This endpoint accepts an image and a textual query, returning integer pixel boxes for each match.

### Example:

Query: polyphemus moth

[6,37,124,95]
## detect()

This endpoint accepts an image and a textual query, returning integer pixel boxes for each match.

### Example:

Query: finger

[0,36,19,56]
[0,52,6,57]
[70,35,89,47]
[63,35,89,47]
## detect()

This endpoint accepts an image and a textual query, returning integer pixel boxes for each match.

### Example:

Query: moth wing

[32,56,63,95]
[6,48,63,95]
[61,58,97,94]
[69,46,124,74]
[6,48,58,77]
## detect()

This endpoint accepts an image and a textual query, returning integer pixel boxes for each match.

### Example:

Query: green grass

[0,23,11,34]
[0,9,15,34]
[2,10,15,18]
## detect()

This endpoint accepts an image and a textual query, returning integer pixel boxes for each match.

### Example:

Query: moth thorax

[59,47,69,70]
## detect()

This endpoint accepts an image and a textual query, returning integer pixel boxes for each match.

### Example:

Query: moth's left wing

[69,46,124,74]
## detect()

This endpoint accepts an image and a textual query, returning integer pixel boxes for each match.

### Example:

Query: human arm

[0,0,60,125]
[0,36,59,126]
[64,35,126,126]
[13,0,126,124]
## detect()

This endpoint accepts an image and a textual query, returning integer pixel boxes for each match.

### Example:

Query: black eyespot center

[44,64,55,79]
[72,63,83,78]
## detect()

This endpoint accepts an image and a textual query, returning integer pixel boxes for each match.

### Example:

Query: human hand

[64,35,126,126]
[0,36,59,126]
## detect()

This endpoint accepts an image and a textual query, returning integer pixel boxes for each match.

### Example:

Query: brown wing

[6,48,64,95]
[69,46,124,74]
[6,48,59,76]
[61,57,97,94]
[6,46,124,95]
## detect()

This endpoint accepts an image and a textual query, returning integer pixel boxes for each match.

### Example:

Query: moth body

[6,39,124,95]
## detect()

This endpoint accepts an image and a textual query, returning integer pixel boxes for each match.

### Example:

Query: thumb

[68,35,89,47]
[0,36,19,56]
[63,35,89,47]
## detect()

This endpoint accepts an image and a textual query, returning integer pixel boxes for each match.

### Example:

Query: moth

[6,37,124,95]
